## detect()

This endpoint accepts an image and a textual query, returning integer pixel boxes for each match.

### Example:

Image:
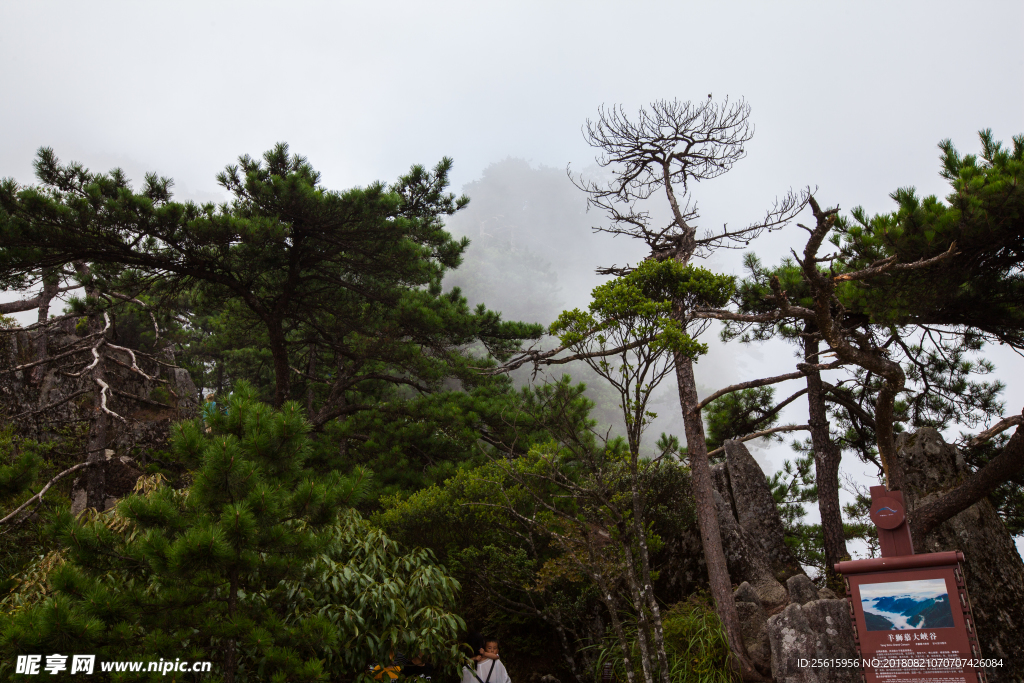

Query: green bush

[588,596,735,683]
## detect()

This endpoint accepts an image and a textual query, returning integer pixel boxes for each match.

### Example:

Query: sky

[859,579,948,603]
[2,1,1022,559]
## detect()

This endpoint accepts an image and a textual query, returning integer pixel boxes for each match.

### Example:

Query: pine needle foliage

[0,384,464,682]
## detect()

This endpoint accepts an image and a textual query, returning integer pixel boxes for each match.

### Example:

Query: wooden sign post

[834,486,990,683]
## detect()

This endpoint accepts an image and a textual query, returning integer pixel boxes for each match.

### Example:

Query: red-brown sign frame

[838,552,986,683]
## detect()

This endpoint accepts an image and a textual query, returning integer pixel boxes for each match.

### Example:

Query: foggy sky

[2,1,1023,557]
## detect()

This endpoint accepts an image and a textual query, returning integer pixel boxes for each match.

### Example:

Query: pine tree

[1,384,465,682]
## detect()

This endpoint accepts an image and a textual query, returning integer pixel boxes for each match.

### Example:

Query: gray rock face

[767,603,820,683]
[768,599,859,683]
[897,428,1024,683]
[723,439,802,577]
[787,574,820,606]
[713,488,788,606]
[736,600,771,673]
[71,451,144,514]
[706,440,803,606]
[802,599,857,671]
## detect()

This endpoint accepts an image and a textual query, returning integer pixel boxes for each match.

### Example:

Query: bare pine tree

[1,267,189,525]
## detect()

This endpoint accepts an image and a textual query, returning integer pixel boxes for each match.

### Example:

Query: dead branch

[95,376,128,425]
[480,335,657,376]
[695,361,845,412]
[966,413,1024,448]
[705,425,811,459]
[0,461,98,527]
[106,342,159,381]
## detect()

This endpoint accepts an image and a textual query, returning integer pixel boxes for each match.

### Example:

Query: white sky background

[2,1,1023,559]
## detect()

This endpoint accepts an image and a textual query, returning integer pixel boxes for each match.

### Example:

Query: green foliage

[0,144,543,420]
[834,130,1024,345]
[550,261,732,458]
[0,437,43,503]
[378,436,699,682]
[588,597,734,683]
[321,375,601,503]
[766,444,878,570]
[0,431,62,595]
[277,511,466,682]
[766,451,822,571]
[702,387,784,453]
[551,259,734,358]
[0,385,464,682]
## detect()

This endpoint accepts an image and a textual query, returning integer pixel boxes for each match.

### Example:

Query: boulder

[733,580,772,673]
[733,580,763,607]
[817,586,838,600]
[736,600,771,673]
[768,599,858,683]
[786,574,820,606]
[767,603,820,683]
[803,599,858,683]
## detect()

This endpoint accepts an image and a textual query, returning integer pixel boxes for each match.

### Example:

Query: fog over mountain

[443,157,748,447]
[2,1,1021,557]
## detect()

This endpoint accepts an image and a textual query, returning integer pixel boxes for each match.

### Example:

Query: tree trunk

[674,354,763,681]
[267,322,290,408]
[803,334,849,589]
[909,424,1024,539]
[619,538,656,683]
[85,352,108,511]
[802,198,907,492]
[306,344,317,416]
[29,268,58,385]
[595,569,637,683]
[628,464,671,683]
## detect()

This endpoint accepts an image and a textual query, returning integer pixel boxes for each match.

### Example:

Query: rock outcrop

[710,439,805,606]
[786,574,821,606]
[897,428,1024,683]
[2,319,199,510]
[722,440,804,577]
[767,599,858,683]
[658,439,802,605]
[734,582,772,673]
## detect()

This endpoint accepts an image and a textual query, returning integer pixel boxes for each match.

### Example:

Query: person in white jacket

[461,636,511,683]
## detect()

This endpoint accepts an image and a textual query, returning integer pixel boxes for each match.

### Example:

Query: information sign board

[834,486,989,683]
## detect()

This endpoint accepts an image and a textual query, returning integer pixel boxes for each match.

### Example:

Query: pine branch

[705,426,810,458]
[695,361,844,412]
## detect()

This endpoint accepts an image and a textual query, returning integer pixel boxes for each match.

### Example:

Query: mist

[2,0,1022,557]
